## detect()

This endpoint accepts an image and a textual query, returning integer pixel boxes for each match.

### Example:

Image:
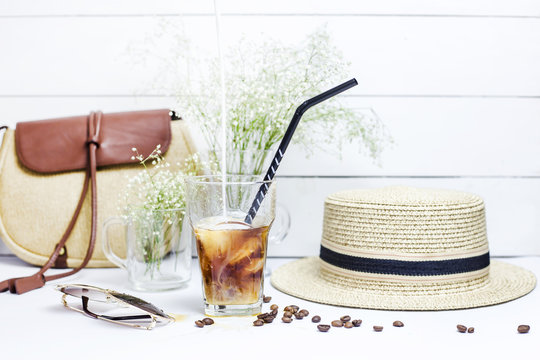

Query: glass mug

[102,208,191,291]
[186,175,286,316]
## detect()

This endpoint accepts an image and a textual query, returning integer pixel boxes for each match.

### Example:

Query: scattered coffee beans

[317,324,331,332]
[195,320,205,328]
[263,296,272,303]
[457,325,467,333]
[331,320,343,327]
[251,308,530,335]
[518,325,530,334]
[202,318,214,325]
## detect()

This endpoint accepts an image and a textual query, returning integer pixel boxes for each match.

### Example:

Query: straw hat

[271,186,536,310]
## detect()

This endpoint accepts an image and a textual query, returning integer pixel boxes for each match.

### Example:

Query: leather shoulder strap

[0,112,101,294]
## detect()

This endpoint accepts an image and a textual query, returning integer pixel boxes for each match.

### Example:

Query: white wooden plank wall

[0,1,539,257]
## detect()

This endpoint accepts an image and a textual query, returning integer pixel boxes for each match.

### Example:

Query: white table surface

[1,255,538,359]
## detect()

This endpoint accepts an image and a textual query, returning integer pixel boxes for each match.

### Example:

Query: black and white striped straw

[244,78,358,224]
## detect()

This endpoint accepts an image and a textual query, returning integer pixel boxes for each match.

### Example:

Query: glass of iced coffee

[186,175,277,316]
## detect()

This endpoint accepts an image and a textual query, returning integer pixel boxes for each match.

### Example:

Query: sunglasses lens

[63,295,156,328]
[60,285,110,302]
[110,291,170,319]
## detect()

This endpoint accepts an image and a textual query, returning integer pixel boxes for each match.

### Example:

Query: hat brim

[271,257,536,310]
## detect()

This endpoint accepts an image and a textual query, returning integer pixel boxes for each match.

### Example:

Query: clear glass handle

[102,217,127,269]
[269,202,290,244]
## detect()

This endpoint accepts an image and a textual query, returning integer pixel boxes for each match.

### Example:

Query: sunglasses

[56,284,174,330]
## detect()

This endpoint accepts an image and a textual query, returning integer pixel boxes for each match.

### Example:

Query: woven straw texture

[271,257,536,310]
[323,187,488,256]
[0,121,196,268]
[271,186,536,310]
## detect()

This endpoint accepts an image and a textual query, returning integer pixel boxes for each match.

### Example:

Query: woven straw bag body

[0,118,196,268]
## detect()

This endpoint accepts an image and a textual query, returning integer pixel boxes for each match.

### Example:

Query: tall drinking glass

[186,175,278,316]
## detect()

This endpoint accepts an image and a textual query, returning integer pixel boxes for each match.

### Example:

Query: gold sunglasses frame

[56,284,174,330]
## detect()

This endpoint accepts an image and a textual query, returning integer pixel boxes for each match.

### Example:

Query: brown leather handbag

[0,109,196,294]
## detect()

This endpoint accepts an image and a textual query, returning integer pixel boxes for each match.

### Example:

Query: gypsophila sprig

[130,25,389,173]
[185,28,388,158]
[121,146,200,276]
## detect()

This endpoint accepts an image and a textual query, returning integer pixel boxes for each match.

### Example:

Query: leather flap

[15,109,171,174]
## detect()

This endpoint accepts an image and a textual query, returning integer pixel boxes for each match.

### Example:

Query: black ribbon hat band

[320,245,490,277]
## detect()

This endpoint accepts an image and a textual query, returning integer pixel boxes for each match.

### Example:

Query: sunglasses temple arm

[81,296,98,318]
[81,296,152,321]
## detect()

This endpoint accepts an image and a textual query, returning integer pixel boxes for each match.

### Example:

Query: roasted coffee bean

[202,318,214,325]
[283,306,297,314]
[299,309,309,317]
[294,312,305,319]
[195,320,205,328]
[270,304,278,311]
[257,313,269,319]
[312,315,321,323]
[340,315,351,322]
[270,309,278,316]
[285,305,298,314]
[331,320,343,327]
[253,319,264,326]
[352,320,362,327]
[457,324,467,333]
[263,316,275,323]
[282,317,293,323]
[344,322,353,329]
[263,296,272,303]
[283,311,293,318]
[373,326,383,332]
[467,327,474,333]
[317,324,331,332]
[393,321,404,327]
[518,325,530,334]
